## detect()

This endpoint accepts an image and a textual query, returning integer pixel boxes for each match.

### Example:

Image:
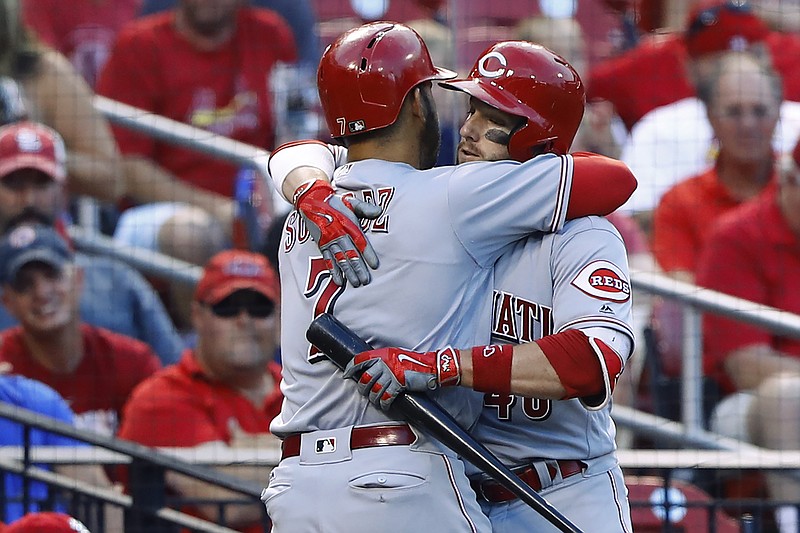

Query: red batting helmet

[440,41,585,160]
[317,21,457,138]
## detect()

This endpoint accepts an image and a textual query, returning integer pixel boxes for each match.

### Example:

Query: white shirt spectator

[619,96,800,213]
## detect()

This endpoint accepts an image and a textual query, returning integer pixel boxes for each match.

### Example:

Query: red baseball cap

[195,250,279,305]
[3,513,90,533]
[0,121,66,182]
[684,1,769,58]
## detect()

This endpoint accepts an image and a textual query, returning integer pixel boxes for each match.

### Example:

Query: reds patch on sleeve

[570,260,631,302]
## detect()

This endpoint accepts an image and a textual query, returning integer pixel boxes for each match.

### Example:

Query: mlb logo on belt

[316,437,336,453]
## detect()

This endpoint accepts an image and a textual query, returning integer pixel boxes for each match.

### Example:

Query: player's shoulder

[560,215,620,236]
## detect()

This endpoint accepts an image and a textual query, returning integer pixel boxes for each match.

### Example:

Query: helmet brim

[439,78,529,118]
[430,66,458,82]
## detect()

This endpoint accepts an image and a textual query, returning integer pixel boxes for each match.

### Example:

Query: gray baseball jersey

[472,216,635,532]
[272,154,576,441]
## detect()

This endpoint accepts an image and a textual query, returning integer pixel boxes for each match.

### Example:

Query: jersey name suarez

[282,187,396,363]
[284,186,397,255]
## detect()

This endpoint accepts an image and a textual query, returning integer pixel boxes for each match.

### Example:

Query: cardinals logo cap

[684,1,769,58]
[195,249,279,305]
[0,122,66,183]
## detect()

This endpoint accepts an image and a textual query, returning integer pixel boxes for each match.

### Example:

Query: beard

[4,207,55,233]
[418,88,441,170]
[180,2,238,39]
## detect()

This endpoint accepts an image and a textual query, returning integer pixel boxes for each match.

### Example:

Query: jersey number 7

[305,256,346,363]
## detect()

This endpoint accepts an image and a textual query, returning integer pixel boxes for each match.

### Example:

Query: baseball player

[263,23,636,533]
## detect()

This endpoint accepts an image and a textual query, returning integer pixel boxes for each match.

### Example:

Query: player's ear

[409,83,431,120]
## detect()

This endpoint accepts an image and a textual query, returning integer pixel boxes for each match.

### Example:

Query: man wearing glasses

[118,250,281,533]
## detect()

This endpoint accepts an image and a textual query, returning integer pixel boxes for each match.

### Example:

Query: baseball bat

[307,313,583,533]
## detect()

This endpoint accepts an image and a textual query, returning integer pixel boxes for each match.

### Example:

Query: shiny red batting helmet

[317,22,457,138]
[440,41,585,160]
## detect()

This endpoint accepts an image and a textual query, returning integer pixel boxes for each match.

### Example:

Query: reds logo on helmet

[571,260,631,302]
[477,51,508,78]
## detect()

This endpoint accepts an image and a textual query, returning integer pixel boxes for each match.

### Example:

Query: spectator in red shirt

[587,0,800,132]
[652,51,781,282]
[21,0,143,89]
[97,0,297,264]
[119,249,281,532]
[696,140,800,532]
[0,224,161,436]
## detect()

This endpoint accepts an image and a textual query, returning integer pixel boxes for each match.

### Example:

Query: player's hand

[293,179,381,287]
[343,347,461,410]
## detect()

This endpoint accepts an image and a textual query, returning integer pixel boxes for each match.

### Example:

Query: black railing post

[126,458,176,533]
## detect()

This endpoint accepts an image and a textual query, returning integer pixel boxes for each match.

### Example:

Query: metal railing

[629,269,800,434]
[94,96,272,177]
[0,402,268,532]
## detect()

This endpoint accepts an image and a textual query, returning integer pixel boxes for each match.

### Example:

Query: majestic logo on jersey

[571,260,630,302]
[477,51,508,78]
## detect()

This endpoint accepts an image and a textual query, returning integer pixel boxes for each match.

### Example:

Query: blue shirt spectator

[0,375,83,523]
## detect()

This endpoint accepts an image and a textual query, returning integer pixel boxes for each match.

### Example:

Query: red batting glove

[343,346,461,410]
[293,179,381,287]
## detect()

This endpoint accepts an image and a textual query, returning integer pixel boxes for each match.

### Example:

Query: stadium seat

[627,475,741,532]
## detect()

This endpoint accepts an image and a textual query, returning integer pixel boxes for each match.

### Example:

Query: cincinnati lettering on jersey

[282,187,396,253]
[491,290,553,344]
[570,260,631,302]
[489,290,554,421]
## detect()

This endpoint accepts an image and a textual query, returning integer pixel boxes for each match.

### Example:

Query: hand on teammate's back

[292,179,381,287]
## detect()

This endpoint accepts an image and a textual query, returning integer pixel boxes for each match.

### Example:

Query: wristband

[291,178,330,206]
[471,344,514,394]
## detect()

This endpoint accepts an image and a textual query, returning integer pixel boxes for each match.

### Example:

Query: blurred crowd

[0,0,798,531]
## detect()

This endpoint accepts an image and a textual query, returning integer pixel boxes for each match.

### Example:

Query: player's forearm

[459,343,565,398]
[268,140,346,202]
[461,329,626,403]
